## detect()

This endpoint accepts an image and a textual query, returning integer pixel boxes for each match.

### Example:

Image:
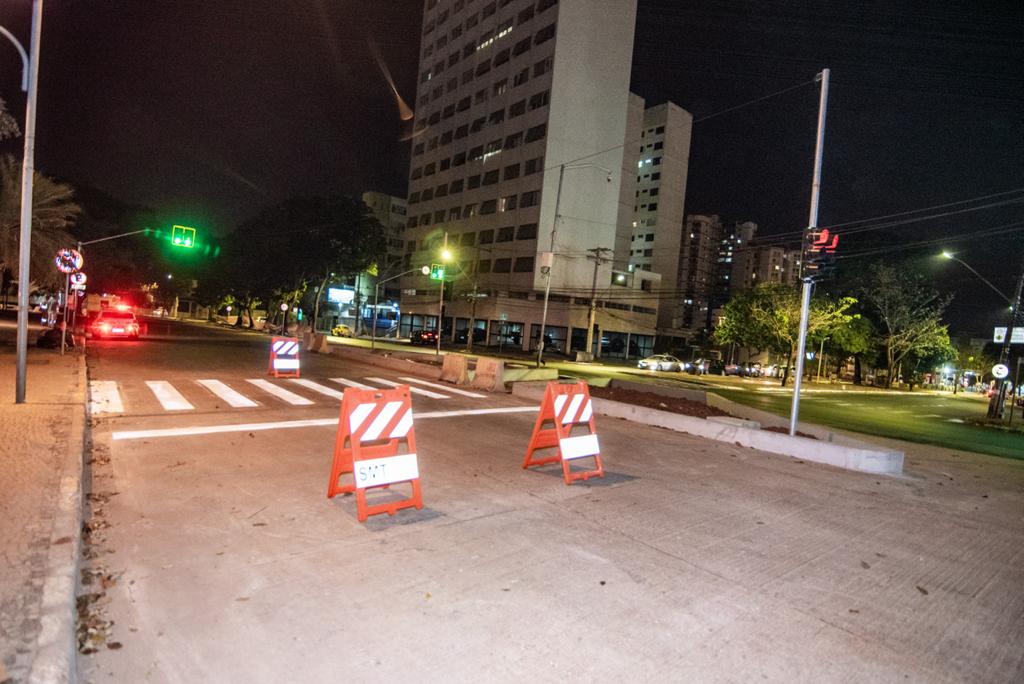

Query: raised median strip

[512,381,905,476]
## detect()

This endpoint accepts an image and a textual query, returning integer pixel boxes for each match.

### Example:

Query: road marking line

[245,379,314,406]
[398,376,486,398]
[89,380,124,415]
[111,406,539,440]
[145,381,194,411]
[947,418,965,423]
[367,376,449,399]
[196,379,259,408]
[289,379,344,400]
[915,414,942,418]
[330,377,374,390]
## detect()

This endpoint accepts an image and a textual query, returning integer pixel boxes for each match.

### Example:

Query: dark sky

[2,0,1022,332]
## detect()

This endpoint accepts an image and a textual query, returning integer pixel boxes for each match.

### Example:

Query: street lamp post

[941,250,1023,418]
[537,162,612,367]
[370,266,430,351]
[4,0,44,404]
[436,232,450,357]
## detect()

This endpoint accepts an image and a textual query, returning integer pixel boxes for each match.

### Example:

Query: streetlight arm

[79,228,153,247]
[947,256,1013,305]
[0,25,29,91]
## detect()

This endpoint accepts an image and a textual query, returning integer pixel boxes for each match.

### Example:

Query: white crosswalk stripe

[330,377,374,390]
[288,378,344,400]
[245,379,315,406]
[366,376,450,399]
[196,379,259,408]
[398,376,486,398]
[146,381,194,411]
[89,380,124,415]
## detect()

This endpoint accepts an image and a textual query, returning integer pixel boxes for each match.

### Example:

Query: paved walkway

[0,339,86,684]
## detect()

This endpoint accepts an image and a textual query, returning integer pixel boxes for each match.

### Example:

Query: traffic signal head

[430,263,445,280]
[171,225,196,248]
[802,228,839,282]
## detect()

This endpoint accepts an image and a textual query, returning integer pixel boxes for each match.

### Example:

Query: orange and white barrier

[268,336,301,378]
[522,381,604,485]
[327,385,424,522]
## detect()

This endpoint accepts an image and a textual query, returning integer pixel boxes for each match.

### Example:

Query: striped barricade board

[327,385,424,522]
[268,336,301,378]
[522,381,604,485]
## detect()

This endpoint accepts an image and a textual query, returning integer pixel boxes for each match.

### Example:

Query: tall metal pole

[537,164,565,367]
[991,259,1024,418]
[435,231,448,357]
[14,0,43,404]
[789,68,830,435]
[371,282,380,351]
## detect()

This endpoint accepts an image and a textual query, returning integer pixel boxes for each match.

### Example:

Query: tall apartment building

[401,0,657,358]
[676,214,723,337]
[627,102,694,345]
[730,245,802,291]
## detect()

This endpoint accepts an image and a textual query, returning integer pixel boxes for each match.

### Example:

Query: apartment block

[730,245,802,291]
[401,0,655,358]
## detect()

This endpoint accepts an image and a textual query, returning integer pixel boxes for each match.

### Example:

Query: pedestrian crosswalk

[88,375,489,416]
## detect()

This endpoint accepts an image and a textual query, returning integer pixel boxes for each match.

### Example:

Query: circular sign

[55,248,84,274]
[992,364,1010,379]
[280,303,289,312]
[70,272,87,286]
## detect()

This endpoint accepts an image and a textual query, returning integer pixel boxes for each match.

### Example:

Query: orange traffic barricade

[268,336,301,378]
[327,385,424,522]
[523,380,604,485]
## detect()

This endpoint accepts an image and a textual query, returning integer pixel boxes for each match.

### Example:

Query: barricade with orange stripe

[327,385,424,522]
[522,381,604,485]
[268,336,301,378]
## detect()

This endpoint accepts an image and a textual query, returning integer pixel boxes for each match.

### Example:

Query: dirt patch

[589,386,733,419]
[761,425,818,440]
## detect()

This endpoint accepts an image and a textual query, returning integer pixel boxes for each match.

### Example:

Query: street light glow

[941,250,953,259]
[441,248,452,261]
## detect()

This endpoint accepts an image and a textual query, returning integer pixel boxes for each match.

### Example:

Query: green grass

[712,388,1024,460]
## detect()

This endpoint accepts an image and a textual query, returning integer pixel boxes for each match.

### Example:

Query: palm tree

[0,154,81,292]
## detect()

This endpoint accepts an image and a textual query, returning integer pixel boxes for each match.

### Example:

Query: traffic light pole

[10,0,43,404]
[436,232,448,357]
[990,258,1024,418]
[789,67,830,436]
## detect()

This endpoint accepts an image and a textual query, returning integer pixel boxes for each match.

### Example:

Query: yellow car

[331,324,353,337]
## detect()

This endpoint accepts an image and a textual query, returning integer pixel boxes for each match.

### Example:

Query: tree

[825,315,877,384]
[859,263,952,388]
[714,283,858,385]
[0,98,20,140]
[195,195,386,331]
[0,155,81,291]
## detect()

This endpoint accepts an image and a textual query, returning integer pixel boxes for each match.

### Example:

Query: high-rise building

[730,245,802,291]
[400,0,656,358]
[627,102,694,344]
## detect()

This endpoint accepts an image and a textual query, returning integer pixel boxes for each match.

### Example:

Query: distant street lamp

[940,251,1013,307]
[3,0,44,404]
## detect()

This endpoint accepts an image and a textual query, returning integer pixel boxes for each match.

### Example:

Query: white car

[637,354,684,372]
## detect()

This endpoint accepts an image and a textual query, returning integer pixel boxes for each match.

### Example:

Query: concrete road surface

[78,320,1024,682]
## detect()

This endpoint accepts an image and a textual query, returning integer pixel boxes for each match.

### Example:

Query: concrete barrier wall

[441,354,469,384]
[511,381,904,476]
[470,357,504,391]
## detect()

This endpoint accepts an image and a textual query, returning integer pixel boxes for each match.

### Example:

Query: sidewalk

[0,344,87,684]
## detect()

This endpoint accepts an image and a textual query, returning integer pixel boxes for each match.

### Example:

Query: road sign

[993,327,1024,344]
[70,272,87,286]
[55,248,83,274]
[992,364,1009,379]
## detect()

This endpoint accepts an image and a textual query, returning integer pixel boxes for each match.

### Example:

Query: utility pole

[789,67,830,436]
[436,232,448,357]
[465,280,479,353]
[584,247,613,358]
[8,0,43,404]
[990,255,1024,418]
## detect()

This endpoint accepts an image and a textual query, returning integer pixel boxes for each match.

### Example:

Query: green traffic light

[171,225,196,248]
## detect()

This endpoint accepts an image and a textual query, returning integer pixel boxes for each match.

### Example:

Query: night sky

[1,0,1021,332]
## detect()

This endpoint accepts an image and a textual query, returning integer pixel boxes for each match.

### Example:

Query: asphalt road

[77,318,1024,682]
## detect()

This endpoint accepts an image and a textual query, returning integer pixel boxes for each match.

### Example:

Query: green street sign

[171,225,196,248]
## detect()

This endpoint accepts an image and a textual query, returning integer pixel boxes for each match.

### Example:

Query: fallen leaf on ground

[916,585,929,595]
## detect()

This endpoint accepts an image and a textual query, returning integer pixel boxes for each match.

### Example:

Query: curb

[28,353,87,684]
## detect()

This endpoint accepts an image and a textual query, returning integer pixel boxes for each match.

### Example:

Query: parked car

[705,360,726,375]
[637,354,683,372]
[331,323,353,337]
[89,310,141,339]
[410,329,439,346]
